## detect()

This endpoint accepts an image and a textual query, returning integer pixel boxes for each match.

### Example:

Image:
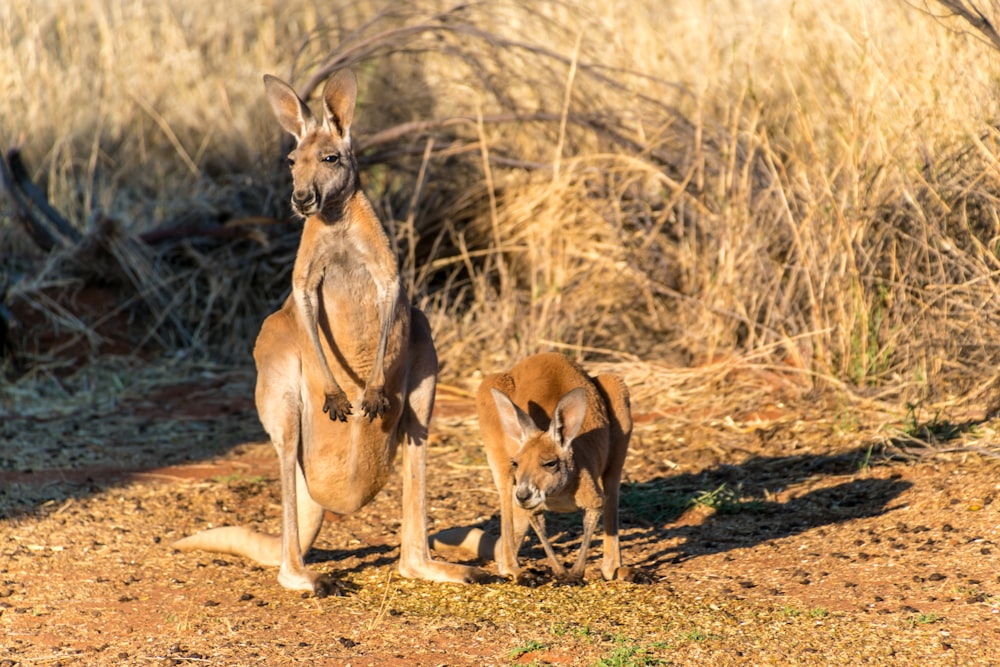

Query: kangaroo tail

[429,526,498,562]
[172,527,282,567]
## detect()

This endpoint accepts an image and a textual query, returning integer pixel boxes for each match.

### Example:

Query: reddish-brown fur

[433,352,632,581]
[172,70,484,593]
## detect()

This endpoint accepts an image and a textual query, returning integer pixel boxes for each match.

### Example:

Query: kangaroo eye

[286,157,295,167]
[322,154,341,164]
[542,460,559,470]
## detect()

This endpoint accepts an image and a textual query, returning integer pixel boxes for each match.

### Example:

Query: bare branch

[918,0,1000,51]
[0,148,81,252]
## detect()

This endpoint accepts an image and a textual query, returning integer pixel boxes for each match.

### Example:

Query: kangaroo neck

[313,193,348,226]
[312,189,365,228]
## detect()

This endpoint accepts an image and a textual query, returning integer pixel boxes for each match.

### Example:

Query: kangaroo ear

[321,69,357,141]
[491,388,540,447]
[263,74,313,143]
[549,387,587,451]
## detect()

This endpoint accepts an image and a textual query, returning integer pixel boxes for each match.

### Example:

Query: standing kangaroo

[434,352,632,581]
[173,70,484,594]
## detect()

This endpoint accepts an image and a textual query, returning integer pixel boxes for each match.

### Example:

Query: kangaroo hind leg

[255,316,327,594]
[396,309,486,584]
[275,443,327,593]
[595,373,633,581]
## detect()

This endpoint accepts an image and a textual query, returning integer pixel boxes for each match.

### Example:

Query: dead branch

[356,112,556,153]
[917,1,1000,51]
[1,148,81,252]
[4,149,82,244]
[138,217,278,247]
[1,147,280,253]
[296,6,472,102]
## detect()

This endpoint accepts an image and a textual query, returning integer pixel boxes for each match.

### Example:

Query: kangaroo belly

[299,389,403,514]
[258,287,410,515]
[319,295,381,376]
[317,279,407,379]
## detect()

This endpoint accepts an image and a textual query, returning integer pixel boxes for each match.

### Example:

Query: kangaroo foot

[398,557,489,584]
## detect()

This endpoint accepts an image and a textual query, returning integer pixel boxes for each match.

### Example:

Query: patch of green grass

[621,481,764,524]
[592,635,671,666]
[688,484,763,514]
[509,639,547,660]
[676,629,709,642]
[779,605,828,620]
[834,401,862,435]
[906,612,942,627]
[856,444,875,472]
[901,403,964,443]
[846,286,894,386]
[550,622,595,639]
[619,481,690,524]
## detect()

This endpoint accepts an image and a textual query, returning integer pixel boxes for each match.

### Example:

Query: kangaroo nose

[515,486,532,503]
[292,189,316,210]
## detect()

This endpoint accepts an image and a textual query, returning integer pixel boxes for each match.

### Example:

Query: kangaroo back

[462,352,632,581]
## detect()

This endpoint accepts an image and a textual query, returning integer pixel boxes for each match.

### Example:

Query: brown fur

[434,352,632,581]
[172,70,484,593]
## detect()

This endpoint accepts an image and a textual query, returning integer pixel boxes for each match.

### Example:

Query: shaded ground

[2,359,999,666]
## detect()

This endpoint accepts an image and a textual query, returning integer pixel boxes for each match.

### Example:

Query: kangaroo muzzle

[515,484,544,510]
[291,187,319,216]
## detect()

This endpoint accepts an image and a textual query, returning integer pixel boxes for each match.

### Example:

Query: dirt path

[2,365,999,666]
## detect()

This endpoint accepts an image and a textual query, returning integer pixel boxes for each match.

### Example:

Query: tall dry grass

[3,0,1000,418]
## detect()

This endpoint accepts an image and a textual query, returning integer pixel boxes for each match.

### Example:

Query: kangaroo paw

[514,567,548,588]
[322,392,353,422]
[553,575,586,588]
[313,573,350,598]
[361,385,389,421]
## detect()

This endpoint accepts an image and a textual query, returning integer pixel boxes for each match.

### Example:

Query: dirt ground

[2,359,1000,666]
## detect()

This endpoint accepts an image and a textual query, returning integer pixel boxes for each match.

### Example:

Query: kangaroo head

[263,70,359,218]
[490,386,588,510]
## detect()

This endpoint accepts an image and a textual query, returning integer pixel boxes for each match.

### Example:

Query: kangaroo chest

[298,237,383,344]
[546,465,605,513]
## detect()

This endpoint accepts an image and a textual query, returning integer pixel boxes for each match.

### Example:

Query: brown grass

[3,0,1000,423]
[7,7,1000,665]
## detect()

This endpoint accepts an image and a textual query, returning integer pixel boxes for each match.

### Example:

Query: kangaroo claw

[322,393,352,422]
[361,386,390,421]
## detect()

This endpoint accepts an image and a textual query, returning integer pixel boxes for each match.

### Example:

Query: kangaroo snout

[291,187,319,215]
[515,484,543,509]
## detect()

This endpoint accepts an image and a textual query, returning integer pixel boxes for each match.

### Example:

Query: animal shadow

[619,444,913,572]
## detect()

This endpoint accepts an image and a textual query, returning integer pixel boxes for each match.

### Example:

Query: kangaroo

[434,352,632,581]
[172,70,484,594]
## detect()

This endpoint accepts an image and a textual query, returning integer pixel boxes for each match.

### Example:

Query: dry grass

[3,0,1000,422]
[8,9,1000,663]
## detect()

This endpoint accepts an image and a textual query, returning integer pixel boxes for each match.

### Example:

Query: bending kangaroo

[173,70,484,593]
[434,352,632,581]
